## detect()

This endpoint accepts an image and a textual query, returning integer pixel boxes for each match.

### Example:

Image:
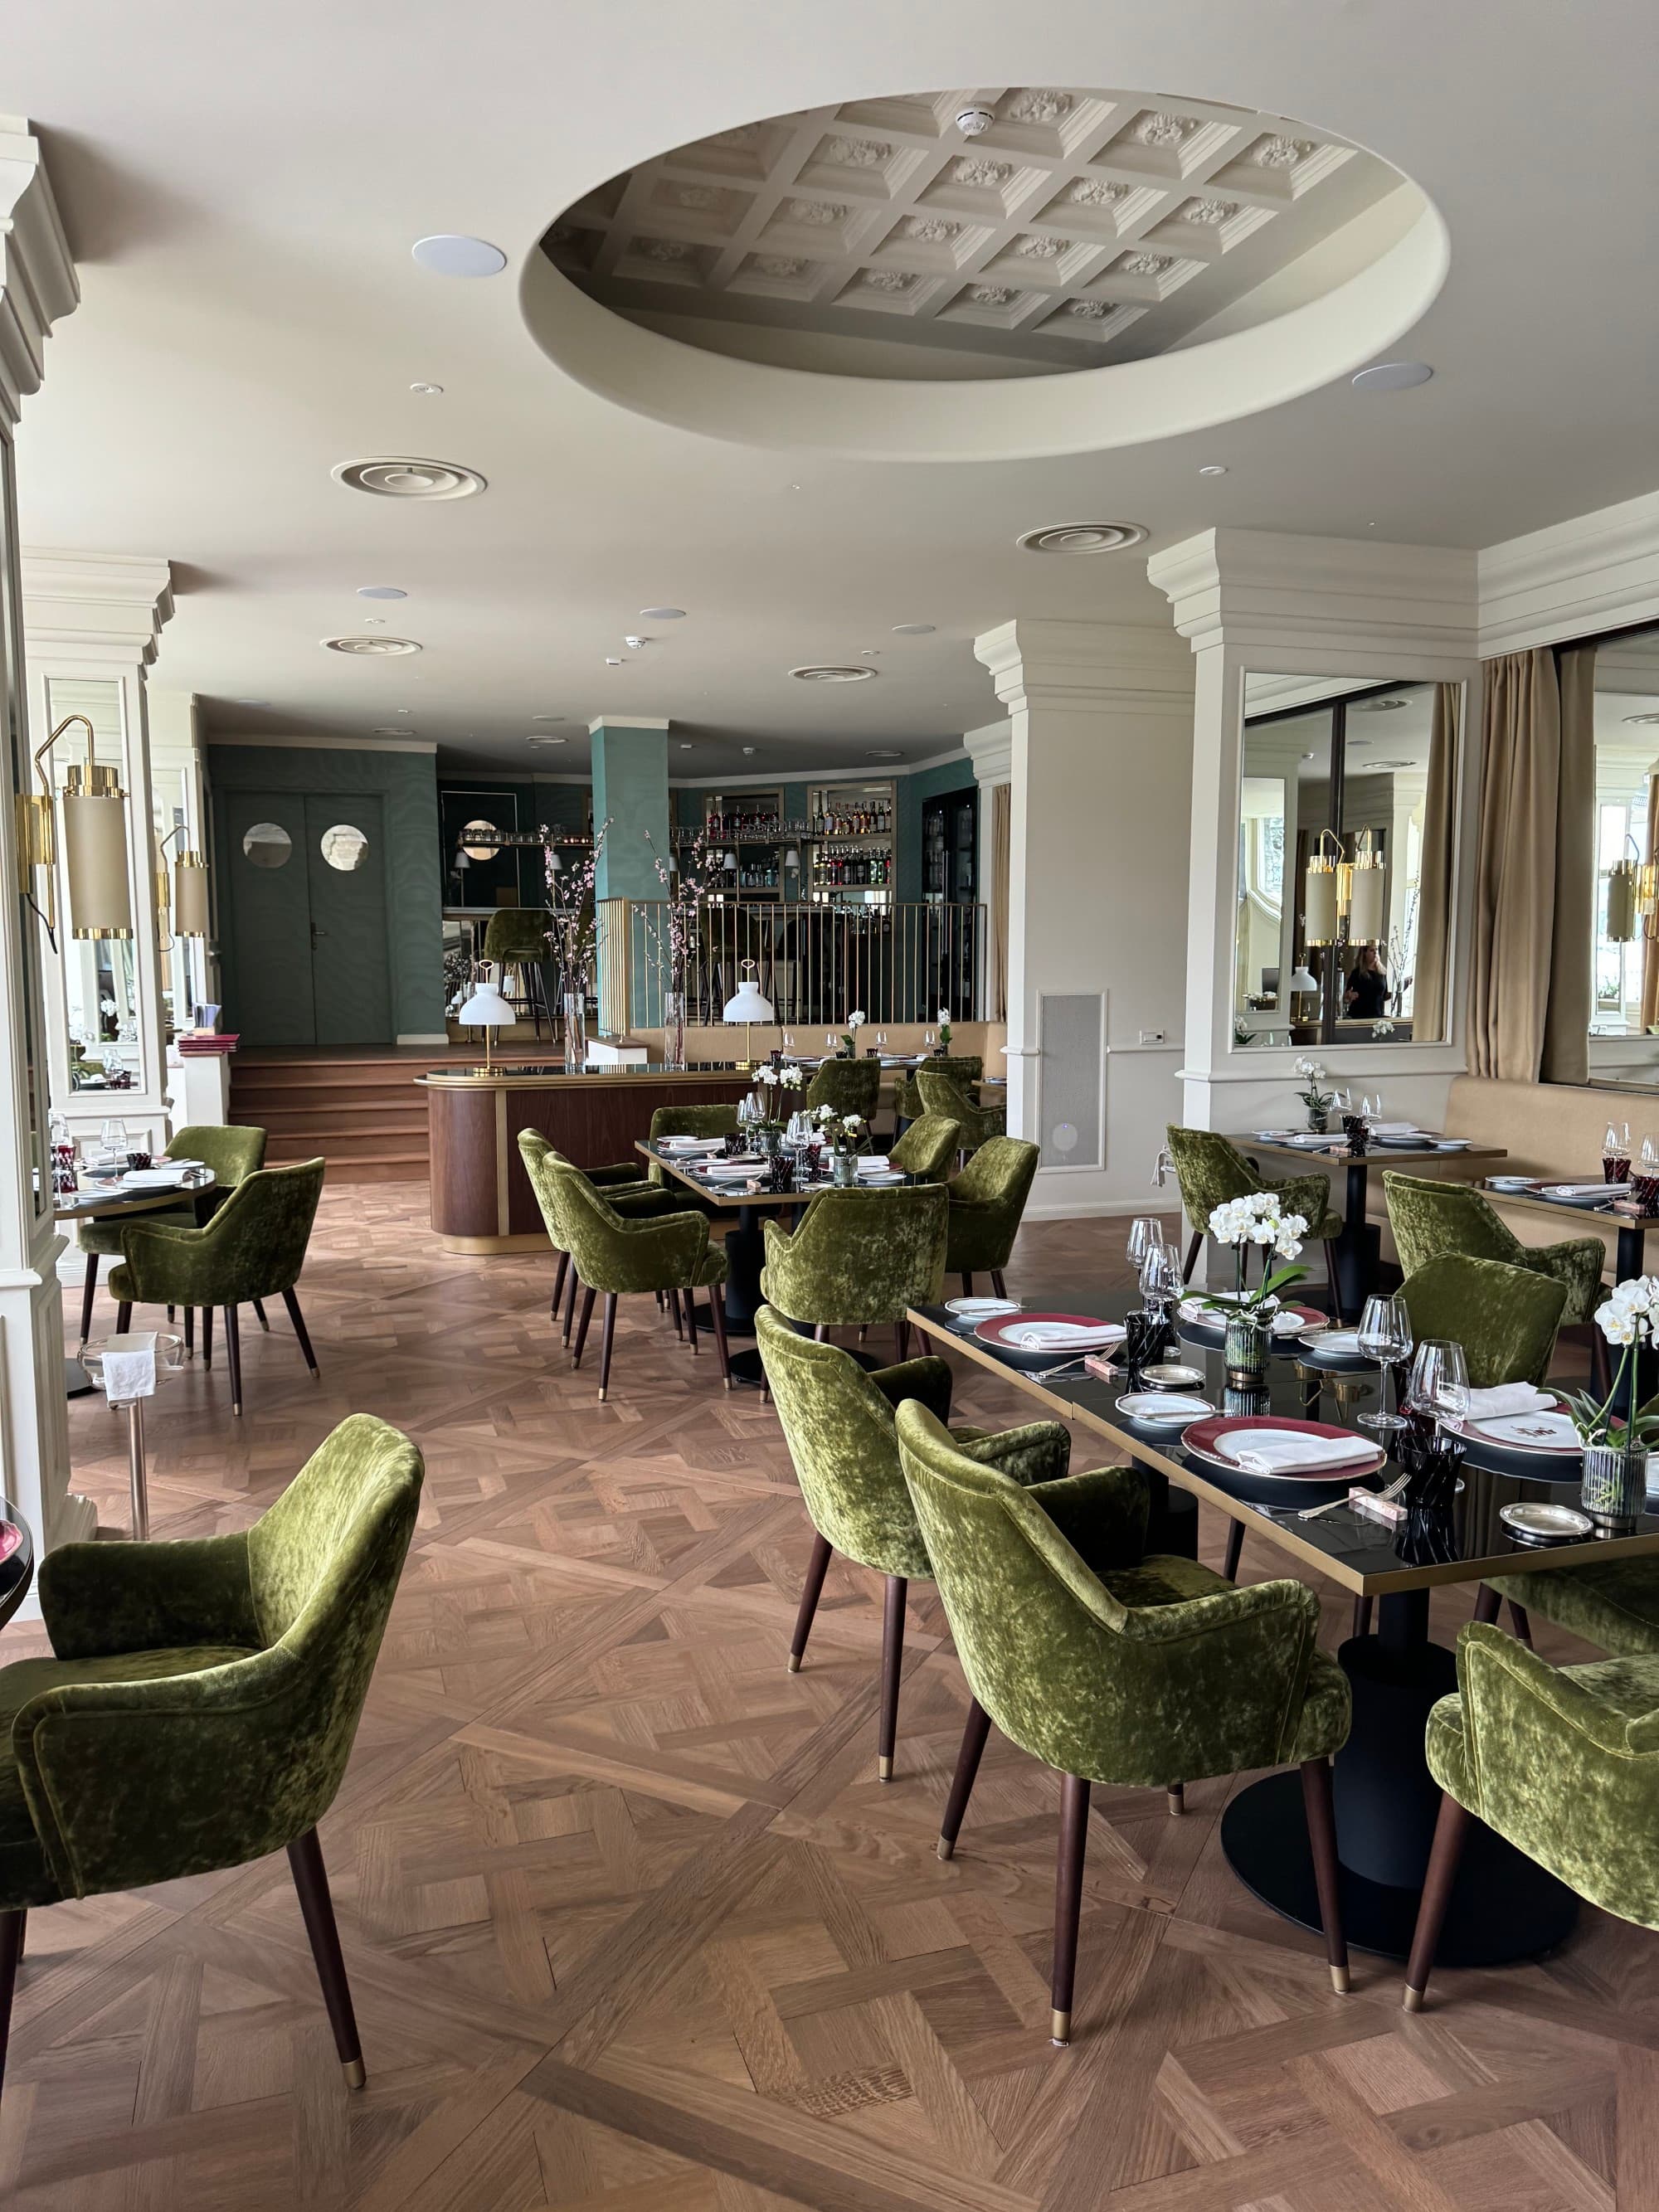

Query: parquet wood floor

[16,1185,1654,2209]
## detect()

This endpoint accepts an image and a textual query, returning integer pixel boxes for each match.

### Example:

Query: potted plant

[937,1008,952,1052]
[1293,1055,1335,1133]
[815,1103,866,1185]
[837,1009,866,1059]
[1197,1192,1309,1387]
[1566,1278,1659,1526]
[540,819,611,1072]
[750,1060,804,1151]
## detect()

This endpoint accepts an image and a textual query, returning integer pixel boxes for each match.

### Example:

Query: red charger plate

[1182,1413,1387,1482]
[975,1310,1123,1367]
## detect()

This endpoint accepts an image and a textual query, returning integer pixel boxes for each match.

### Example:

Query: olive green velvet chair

[888,1113,961,1184]
[758,1307,1067,1782]
[915,1067,1004,1162]
[944,1135,1039,1299]
[1395,1254,1567,1389]
[1404,1622,1659,2010]
[895,1402,1351,2043]
[518,1130,680,1345]
[802,1057,881,1125]
[645,1103,740,1208]
[0,1412,422,2098]
[761,1184,948,1359]
[111,1158,326,1416]
[1165,1125,1343,1290]
[481,907,553,1033]
[896,1055,982,1125]
[1384,1172,1605,1325]
[78,1122,268,1352]
[551,1159,731,1398]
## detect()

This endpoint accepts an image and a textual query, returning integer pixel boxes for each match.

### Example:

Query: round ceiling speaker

[788,664,876,683]
[323,635,422,656]
[332,457,486,500]
[1353,696,1410,711]
[1015,521,1149,555]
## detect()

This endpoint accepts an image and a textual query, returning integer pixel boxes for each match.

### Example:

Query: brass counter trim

[418,1068,749,1091]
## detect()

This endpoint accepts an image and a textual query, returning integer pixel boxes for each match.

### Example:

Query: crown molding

[0,119,77,429]
[962,718,1012,783]
[207,732,437,755]
[974,617,1193,714]
[1477,488,1659,656]
[1148,527,1477,664]
[587,716,670,736]
[22,549,175,665]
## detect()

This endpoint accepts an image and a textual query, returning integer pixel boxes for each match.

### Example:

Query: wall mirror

[1233,674,1460,1049]
[1588,628,1659,1076]
[42,677,144,1090]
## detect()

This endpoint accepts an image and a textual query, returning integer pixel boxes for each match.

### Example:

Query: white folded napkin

[702,1159,763,1177]
[1368,1121,1418,1136]
[659,1136,722,1151]
[1132,1393,1213,1417]
[856,1155,891,1174]
[1224,1432,1378,1475]
[1463,1383,1555,1418]
[1270,1309,1308,1336]
[1004,1321,1126,1351]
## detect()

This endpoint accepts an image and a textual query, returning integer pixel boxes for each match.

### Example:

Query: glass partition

[1589,631,1659,1052]
[1233,676,1458,1048]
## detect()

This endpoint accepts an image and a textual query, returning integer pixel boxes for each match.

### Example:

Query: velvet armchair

[0,1412,421,2099]
[1384,1171,1605,1325]
[645,1103,740,1212]
[1165,1125,1342,1290]
[895,1400,1352,2043]
[758,1307,1068,1781]
[888,1112,961,1184]
[518,1129,680,1344]
[110,1157,326,1415]
[943,1135,1039,1297]
[761,1183,947,1356]
[551,1159,730,1398]
[78,1121,268,1352]
[914,1067,1004,1161]
[896,1055,982,1125]
[1405,1622,1659,2010]
[1396,1253,1567,1388]
[802,1057,881,1125]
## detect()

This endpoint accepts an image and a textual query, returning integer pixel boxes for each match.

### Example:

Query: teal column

[591,717,670,1032]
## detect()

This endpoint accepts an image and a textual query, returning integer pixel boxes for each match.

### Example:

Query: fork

[1298,1468,1411,1522]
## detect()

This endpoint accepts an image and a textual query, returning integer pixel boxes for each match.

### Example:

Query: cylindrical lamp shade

[61,763,132,940]
[173,853,210,937]
[1607,861,1638,944]
[1303,858,1340,946]
[1345,859,1387,946]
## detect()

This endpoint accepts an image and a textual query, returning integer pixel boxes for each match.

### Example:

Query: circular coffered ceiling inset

[322,635,422,656]
[523,82,1445,461]
[789,664,876,683]
[332,457,486,500]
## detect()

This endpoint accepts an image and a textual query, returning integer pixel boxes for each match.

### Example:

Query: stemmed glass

[923,1028,936,1049]
[1405,1338,1471,1429]
[1139,1241,1181,1325]
[98,1116,129,1166]
[825,1033,838,1053]
[1356,1293,1413,1431]
[1360,1089,1385,1125]
[1604,1121,1632,1182]
[1126,1216,1163,1270]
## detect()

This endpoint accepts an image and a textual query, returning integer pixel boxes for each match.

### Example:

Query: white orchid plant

[837,1009,866,1059]
[937,1008,953,1050]
[1199,1192,1310,1320]
[815,1102,864,1155]
[1564,1276,1659,1451]
[1292,1054,1335,1128]
[749,1060,804,1130]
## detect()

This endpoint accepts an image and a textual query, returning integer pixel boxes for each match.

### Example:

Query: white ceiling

[4,2,1657,776]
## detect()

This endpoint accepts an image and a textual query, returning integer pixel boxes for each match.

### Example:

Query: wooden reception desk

[421,1065,752,1252]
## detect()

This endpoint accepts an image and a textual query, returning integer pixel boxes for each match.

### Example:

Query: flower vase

[1224,1310,1271,1390]
[1581,1443,1650,1530]
[755,1126,781,1159]
[663,989,687,1072]
[562,992,587,1075]
[830,1151,859,1188]
[1306,1111,1328,1135]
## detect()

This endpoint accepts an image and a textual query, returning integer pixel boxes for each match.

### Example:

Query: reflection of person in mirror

[1344,946,1389,1018]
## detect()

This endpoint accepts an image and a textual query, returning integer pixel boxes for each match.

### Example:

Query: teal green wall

[210,743,445,1038]
[591,724,670,901]
[896,759,975,903]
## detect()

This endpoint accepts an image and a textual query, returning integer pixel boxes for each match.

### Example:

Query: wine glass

[1356,1293,1413,1431]
[1406,1338,1470,1428]
[825,1033,838,1053]
[874,1028,887,1050]
[1139,1241,1180,1315]
[781,1030,794,1054]
[1642,1135,1658,1174]
[98,1116,129,1166]
[1361,1089,1384,1125]
[1606,1121,1632,1182]
[1126,1216,1162,1268]
[924,1028,936,1049]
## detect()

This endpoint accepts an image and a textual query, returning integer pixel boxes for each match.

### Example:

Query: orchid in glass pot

[835,1009,866,1059]
[1293,1055,1335,1134]
[816,1103,866,1184]
[937,1009,953,1052]
[1566,1277,1659,1526]
[1199,1192,1309,1385]
[749,1059,803,1149]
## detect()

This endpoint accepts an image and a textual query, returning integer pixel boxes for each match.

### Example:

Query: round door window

[242,822,293,868]
[319,823,370,873]
[459,819,502,861]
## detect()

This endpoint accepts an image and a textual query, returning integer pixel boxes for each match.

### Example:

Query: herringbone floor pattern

[10,1185,1653,2208]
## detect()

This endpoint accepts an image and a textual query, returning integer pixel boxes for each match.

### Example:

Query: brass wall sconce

[155,825,210,946]
[1302,827,1385,949]
[17,714,134,946]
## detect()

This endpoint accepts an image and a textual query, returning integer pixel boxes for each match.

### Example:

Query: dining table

[54,1165,216,1396]
[0,1500,34,1636]
[1235,1134,1507,1320]
[907,1280,1655,1970]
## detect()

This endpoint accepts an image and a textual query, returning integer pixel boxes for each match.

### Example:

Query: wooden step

[236,1101,427,1133]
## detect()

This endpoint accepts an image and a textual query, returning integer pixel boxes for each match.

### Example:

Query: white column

[0,119,95,1581]
[23,552,176,1156]
[962,718,1010,1021]
[148,688,227,1126]
[1148,528,1479,1138]
[974,620,1194,1218]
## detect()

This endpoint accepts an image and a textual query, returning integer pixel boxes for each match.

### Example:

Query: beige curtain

[989,780,1010,1022]
[1642,773,1659,1033]
[1467,646,1596,1083]
[1409,683,1458,1041]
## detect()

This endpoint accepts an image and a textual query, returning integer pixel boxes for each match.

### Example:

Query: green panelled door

[224,792,314,1045]
[303,796,392,1045]
[224,792,395,1046]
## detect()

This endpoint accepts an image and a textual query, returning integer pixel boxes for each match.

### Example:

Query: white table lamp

[457,975,516,1077]
[722,961,774,1071]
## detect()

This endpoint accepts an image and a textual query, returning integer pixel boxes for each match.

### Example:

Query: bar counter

[421,1064,752,1252]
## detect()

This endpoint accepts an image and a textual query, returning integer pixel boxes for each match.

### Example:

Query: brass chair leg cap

[597,1388,608,1403]
[343,2057,367,2089]
[1049,2010,1071,2047]
[786,1655,802,1674]
[1402,1986,1424,2013]
[937,1837,955,1861]
[1331,1963,1350,1996]
[878,1754,893,1782]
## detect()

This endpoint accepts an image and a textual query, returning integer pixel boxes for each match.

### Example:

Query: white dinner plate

[1115,1392,1215,1423]
[945,1296,1020,1319]
[1466,1409,1581,1452]
[1299,1327,1366,1356]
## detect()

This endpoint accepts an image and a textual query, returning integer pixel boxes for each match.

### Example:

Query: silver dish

[1115,1392,1215,1424]
[1139,1362,1206,1389]
[1499,1500,1593,1545]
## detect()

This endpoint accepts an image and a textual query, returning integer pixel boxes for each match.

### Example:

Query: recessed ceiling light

[790,664,876,683]
[859,649,881,659]
[1356,757,1413,771]
[1353,697,1409,712]
[357,585,407,600]
[411,235,507,278]
[678,741,693,750]
[526,734,568,747]
[531,713,564,722]
[891,623,935,635]
[1198,464,1228,478]
[409,382,444,396]
[606,657,622,666]
[372,726,406,736]
[1016,522,1149,556]
[396,707,412,715]
[323,635,421,656]
[742,746,757,756]
[1351,361,1433,393]
[332,456,485,500]
[1624,712,1659,727]
[640,606,686,620]
[362,618,387,627]
[867,749,903,760]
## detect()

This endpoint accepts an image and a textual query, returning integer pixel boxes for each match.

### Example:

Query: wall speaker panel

[1039,993,1104,1169]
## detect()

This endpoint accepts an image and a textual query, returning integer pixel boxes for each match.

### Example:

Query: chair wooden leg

[1049,1772,1091,2045]
[286,1829,366,2087]
[707,1290,732,1388]
[685,1291,699,1357]
[990,1269,1007,1300]
[223,1304,244,1416]
[597,1291,618,1402]
[789,1531,832,1672]
[251,1297,271,1333]
[938,1699,992,1860]
[857,1325,868,1344]
[572,1285,596,1368]
[1591,1325,1612,1398]
[1300,1755,1350,1995]
[961,1272,975,1298]
[1183,1230,1202,1284]
[280,1288,319,1375]
[1222,1519,1244,1583]
[1472,1582,1501,1626]
[1404,1792,1473,2011]
[79,1254,98,1349]
[115,1300,132,1334]
[184,1304,194,1356]
[562,1265,580,1346]
[1166,1782,1185,1816]
[895,1317,911,1364]
[1352,1596,1374,1639]
[200,1306,212,1364]
[0,1908,24,2098]
[551,1250,569,1322]
[1507,1600,1534,1647]
[811,1323,826,1343]
[878,1575,907,1782]
[669,1286,684,1339]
